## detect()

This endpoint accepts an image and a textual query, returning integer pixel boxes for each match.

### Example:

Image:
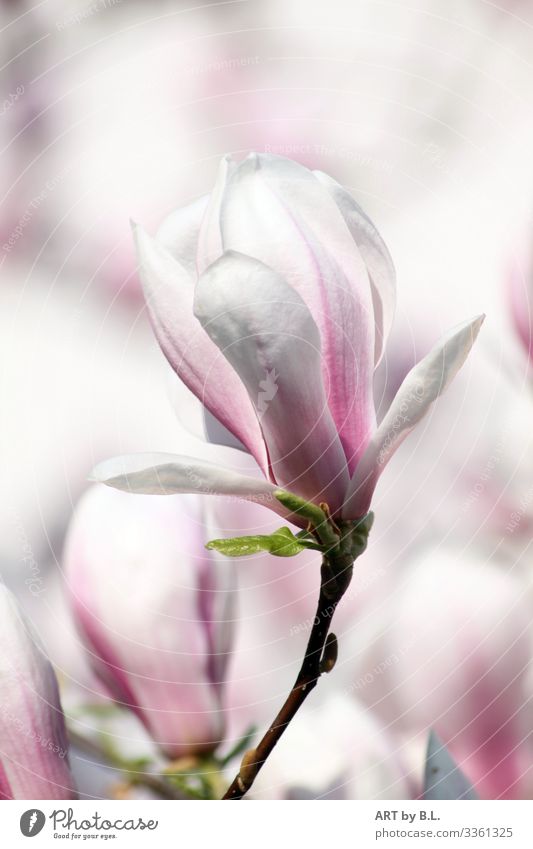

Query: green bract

[206,526,323,558]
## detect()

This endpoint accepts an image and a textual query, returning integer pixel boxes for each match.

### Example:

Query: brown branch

[222,552,353,800]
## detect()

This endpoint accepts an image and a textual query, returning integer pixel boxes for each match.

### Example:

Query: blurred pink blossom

[350,551,533,799]
[0,584,76,800]
[508,241,533,365]
[64,485,236,759]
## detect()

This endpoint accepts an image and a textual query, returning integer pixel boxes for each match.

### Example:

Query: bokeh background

[3,0,533,799]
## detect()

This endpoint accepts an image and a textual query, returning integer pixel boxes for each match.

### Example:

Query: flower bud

[64,486,236,758]
[0,585,76,799]
[351,551,532,799]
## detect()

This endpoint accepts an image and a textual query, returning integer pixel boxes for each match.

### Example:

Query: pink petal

[0,762,12,800]
[91,452,302,524]
[133,224,268,473]
[357,554,532,800]
[218,153,376,473]
[196,155,235,274]
[343,315,485,518]
[508,249,533,363]
[65,487,236,758]
[313,169,396,366]
[0,587,76,800]
[194,251,350,513]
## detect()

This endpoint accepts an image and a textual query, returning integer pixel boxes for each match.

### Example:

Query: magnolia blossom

[64,486,236,758]
[350,551,533,800]
[93,154,483,522]
[0,585,76,800]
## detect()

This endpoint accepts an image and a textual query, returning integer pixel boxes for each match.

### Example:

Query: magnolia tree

[92,154,483,799]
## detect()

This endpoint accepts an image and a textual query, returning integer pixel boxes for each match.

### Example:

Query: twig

[68,728,186,800]
[222,514,372,800]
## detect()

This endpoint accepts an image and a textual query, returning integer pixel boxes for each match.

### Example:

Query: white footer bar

[3,799,533,848]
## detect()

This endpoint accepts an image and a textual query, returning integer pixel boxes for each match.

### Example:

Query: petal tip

[131,222,153,261]
[89,462,107,484]
[469,312,486,340]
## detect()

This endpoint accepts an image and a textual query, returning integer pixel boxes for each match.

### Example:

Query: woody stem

[222,513,373,800]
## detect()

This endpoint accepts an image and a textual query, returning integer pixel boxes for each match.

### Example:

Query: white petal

[196,155,235,274]
[133,224,268,472]
[219,153,376,473]
[155,194,209,273]
[194,251,350,513]
[314,170,396,366]
[91,453,297,523]
[64,486,234,757]
[342,315,485,518]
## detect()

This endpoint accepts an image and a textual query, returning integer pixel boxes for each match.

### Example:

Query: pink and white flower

[350,551,533,800]
[93,154,483,522]
[64,486,236,758]
[508,240,533,366]
[0,585,76,800]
